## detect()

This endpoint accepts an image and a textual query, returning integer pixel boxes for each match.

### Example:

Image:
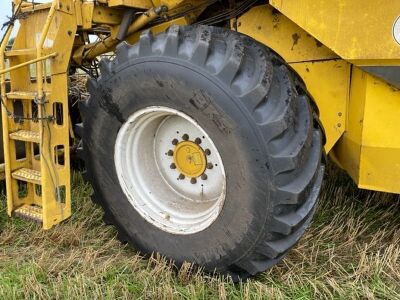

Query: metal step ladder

[0,0,76,229]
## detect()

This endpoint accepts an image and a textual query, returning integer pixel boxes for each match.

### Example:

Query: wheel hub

[173,141,207,178]
[114,107,226,234]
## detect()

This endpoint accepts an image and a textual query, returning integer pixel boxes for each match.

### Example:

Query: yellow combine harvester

[0,0,399,280]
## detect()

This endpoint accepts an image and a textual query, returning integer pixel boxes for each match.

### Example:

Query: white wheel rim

[114,106,226,234]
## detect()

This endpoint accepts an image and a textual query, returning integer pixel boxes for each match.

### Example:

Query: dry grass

[0,164,399,299]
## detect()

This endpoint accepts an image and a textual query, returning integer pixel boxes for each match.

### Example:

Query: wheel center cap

[173,141,207,178]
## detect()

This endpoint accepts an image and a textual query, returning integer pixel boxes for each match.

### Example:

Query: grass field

[0,164,399,299]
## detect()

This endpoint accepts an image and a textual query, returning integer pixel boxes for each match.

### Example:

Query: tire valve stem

[167,150,174,156]
[190,178,197,184]
[172,138,179,145]
[170,163,176,169]
[178,174,185,180]
[182,134,189,141]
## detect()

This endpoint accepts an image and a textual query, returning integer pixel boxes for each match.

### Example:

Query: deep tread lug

[76,145,85,160]
[99,58,112,78]
[162,25,179,56]
[190,27,211,66]
[217,39,245,84]
[257,206,315,259]
[74,123,84,138]
[115,42,130,61]
[86,79,98,94]
[239,62,273,110]
[139,30,153,56]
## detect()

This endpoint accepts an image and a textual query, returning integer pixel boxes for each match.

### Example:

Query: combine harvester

[0,0,399,280]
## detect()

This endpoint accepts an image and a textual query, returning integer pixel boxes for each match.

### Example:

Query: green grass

[0,165,399,299]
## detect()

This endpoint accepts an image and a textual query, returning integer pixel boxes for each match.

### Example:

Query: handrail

[0,1,23,216]
[36,0,58,101]
[0,53,57,76]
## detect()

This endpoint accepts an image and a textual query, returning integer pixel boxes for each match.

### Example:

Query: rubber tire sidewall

[85,57,274,272]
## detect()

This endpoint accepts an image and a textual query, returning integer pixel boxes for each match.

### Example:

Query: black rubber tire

[78,25,325,280]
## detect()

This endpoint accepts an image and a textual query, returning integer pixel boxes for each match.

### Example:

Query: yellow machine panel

[237,5,338,63]
[107,0,153,9]
[239,4,400,194]
[238,5,349,153]
[269,0,400,65]
[332,69,400,193]
[290,61,350,153]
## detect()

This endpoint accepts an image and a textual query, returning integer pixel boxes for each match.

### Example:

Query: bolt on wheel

[114,106,226,234]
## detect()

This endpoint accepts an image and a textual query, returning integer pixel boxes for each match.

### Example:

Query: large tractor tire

[78,25,325,280]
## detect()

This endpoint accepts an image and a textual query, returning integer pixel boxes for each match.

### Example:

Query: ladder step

[9,130,40,143]
[21,2,52,13]
[14,204,42,223]
[6,91,50,100]
[12,168,41,185]
[5,48,36,57]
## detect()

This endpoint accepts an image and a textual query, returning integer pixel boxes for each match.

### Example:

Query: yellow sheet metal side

[41,2,76,229]
[237,5,337,63]
[332,68,400,193]
[359,74,400,193]
[92,6,124,25]
[107,0,153,9]
[237,5,349,153]
[270,0,400,64]
[290,61,350,153]
[79,2,94,29]
[330,68,366,184]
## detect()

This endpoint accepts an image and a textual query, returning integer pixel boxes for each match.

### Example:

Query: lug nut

[205,149,211,156]
[172,138,179,145]
[190,178,197,184]
[207,163,213,170]
[170,163,176,169]
[179,174,185,180]
[167,150,174,156]
[194,137,202,145]
[182,134,189,141]
[201,174,208,180]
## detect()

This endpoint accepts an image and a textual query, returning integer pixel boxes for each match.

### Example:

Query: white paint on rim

[114,106,226,235]
[394,16,400,45]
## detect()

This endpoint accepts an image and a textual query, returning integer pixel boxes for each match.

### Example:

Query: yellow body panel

[237,5,337,63]
[107,0,153,9]
[238,5,349,152]
[290,61,350,152]
[239,4,400,193]
[332,69,400,193]
[270,0,400,65]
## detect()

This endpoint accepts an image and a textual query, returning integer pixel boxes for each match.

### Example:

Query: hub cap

[173,141,207,178]
[114,106,226,234]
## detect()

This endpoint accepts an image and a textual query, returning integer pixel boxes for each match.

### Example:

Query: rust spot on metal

[291,33,300,50]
